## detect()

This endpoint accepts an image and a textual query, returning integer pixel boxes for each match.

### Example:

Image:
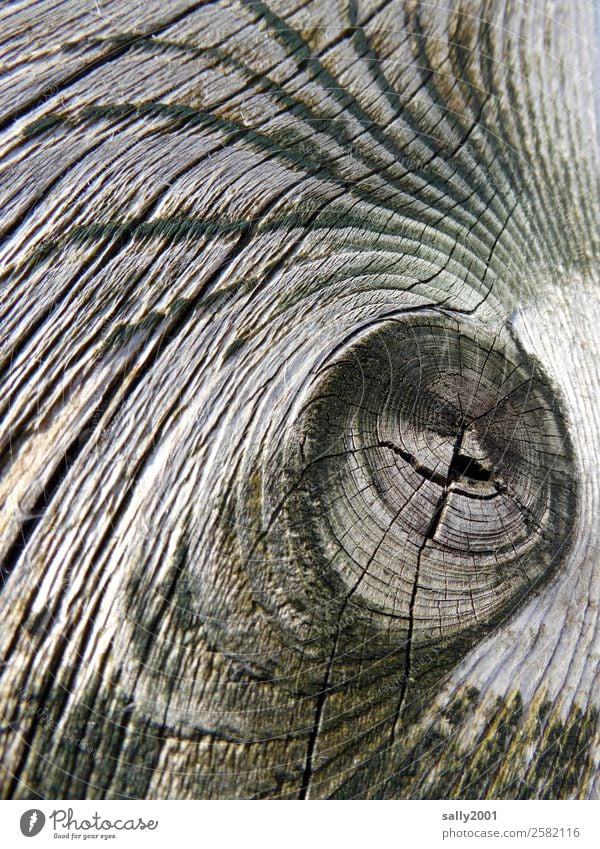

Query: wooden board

[0,0,598,799]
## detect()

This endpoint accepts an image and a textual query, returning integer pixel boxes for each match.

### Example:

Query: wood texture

[0,0,598,799]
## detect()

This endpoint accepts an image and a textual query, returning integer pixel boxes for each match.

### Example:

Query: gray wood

[0,0,598,799]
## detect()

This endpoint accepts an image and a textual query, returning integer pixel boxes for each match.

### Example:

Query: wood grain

[0,0,598,799]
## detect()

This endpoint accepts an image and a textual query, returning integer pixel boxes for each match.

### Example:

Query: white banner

[0,800,597,849]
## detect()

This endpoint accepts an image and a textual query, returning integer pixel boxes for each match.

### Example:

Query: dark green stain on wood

[337,690,599,800]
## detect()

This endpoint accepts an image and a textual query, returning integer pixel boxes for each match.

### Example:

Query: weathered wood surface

[0,0,598,799]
